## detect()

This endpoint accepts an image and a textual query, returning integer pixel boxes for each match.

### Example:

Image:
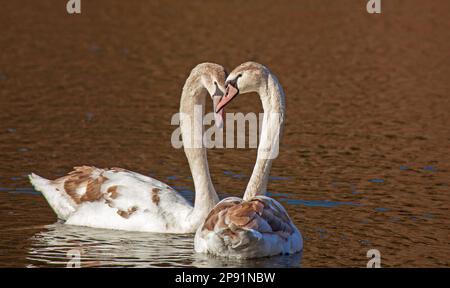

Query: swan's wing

[201,196,294,240]
[195,196,301,257]
[29,166,191,224]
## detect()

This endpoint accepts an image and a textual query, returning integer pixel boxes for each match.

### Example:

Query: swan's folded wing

[31,166,187,221]
[57,166,109,205]
[199,196,295,250]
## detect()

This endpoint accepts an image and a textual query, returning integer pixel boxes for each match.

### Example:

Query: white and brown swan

[194,62,303,258]
[29,63,227,233]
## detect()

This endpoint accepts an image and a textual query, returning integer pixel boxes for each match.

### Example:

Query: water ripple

[26,223,302,268]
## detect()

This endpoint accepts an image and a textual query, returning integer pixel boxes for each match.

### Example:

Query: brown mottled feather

[117,210,129,218]
[202,200,241,231]
[48,166,155,221]
[81,175,108,202]
[63,168,93,204]
[202,198,294,240]
[117,206,138,219]
[151,188,160,205]
[226,202,257,226]
[64,180,83,204]
[60,166,110,204]
[107,185,120,199]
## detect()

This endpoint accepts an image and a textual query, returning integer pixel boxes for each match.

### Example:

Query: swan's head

[193,63,227,128]
[215,62,268,113]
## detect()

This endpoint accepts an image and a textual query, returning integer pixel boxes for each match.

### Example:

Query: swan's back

[30,166,193,232]
[194,196,303,259]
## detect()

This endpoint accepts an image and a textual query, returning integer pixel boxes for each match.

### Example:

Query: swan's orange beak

[215,84,239,113]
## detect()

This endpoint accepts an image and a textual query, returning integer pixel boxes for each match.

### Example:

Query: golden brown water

[0,0,449,267]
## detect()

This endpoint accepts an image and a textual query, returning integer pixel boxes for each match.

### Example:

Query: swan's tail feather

[29,173,76,220]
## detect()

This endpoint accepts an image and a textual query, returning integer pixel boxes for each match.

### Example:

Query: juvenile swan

[29,63,227,233]
[195,62,303,258]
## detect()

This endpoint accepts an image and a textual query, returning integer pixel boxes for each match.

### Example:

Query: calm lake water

[0,0,449,267]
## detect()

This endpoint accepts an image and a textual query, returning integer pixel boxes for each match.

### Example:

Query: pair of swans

[29,62,303,259]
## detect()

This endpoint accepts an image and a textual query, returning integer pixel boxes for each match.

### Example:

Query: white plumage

[29,63,228,233]
[194,62,303,258]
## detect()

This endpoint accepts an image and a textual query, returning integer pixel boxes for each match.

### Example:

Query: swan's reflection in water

[27,223,301,268]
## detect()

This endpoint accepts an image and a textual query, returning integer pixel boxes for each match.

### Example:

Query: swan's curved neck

[243,72,285,201]
[179,73,219,225]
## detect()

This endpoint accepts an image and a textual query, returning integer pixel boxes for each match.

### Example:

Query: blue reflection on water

[375,207,389,212]
[0,187,40,195]
[172,186,189,190]
[223,171,290,182]
[281,198,361,208]
[223,171,247,179]
[269,176,291,181]
[423,166,437,172]
[266,191,292,198]
[232,174,246,179]
[177,188,194,203]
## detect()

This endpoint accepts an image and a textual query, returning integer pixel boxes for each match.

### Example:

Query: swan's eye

[212,82,223,97]
[227,74,242,86]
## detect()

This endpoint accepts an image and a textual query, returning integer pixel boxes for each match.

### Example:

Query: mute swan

[29,63,227,233]
[194,62,303,258]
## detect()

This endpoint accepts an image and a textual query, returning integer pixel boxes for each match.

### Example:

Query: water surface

[0,0,449,267]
